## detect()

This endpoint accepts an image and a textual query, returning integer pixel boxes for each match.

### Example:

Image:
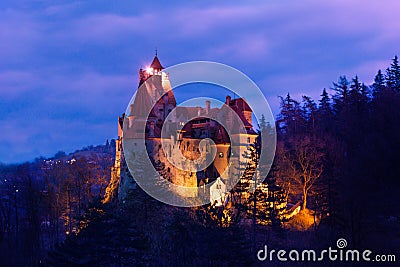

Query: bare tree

[282,136,324,210]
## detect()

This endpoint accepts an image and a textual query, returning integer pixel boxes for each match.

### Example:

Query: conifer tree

[233,142,259,219]
[386,55,400,92]
[278,93,303,134]
[372,69,386,97]
[349,75,369,108]
[301,95,317,133]
[331,75,349,113]
[264,164,287,228]
[317,88,333,131]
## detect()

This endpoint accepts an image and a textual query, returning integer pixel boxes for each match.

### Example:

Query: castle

[104,54,258,205]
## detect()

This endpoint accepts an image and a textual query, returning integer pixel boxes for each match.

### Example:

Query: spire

[150,51,164,70]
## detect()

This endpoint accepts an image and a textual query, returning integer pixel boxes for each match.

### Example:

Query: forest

[0,56,399,266]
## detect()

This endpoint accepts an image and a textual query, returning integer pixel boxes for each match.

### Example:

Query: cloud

[0,69,134,123]
[62,13,157,44]
[44,2,83,16]
[0,71,38,99]
[0,9,42,67]
[0,0,399,163]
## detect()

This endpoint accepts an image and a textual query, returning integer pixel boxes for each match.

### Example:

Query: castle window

[247,137,251,143]
[219,152,224,158]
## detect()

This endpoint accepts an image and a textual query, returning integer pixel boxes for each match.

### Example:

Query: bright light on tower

[146,67,153,74]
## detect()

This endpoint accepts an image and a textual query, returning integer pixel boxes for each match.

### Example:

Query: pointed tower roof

[150,54,164,70]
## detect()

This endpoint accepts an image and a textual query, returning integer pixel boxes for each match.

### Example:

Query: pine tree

[349,75,369,108]
[331,75,349,113]
[372,69,386,97]
[264,164,287,228]
[278,93,303,134]
[350,75,362,94]
[259,114,267,130]
[233,142,259,219]
[317,88,333,131]
[319,88,331,110]
[386,55,400,92]
[301,95,317,133]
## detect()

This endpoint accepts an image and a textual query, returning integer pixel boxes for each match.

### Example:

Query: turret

[139,51,165,84]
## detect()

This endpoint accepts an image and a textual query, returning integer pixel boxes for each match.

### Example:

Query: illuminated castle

[104,54,258,203]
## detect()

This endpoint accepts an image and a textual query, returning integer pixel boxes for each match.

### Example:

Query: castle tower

[104,53,171,203]
[104,53,258,203]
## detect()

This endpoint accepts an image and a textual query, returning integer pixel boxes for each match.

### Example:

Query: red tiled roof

[150,55,164,70]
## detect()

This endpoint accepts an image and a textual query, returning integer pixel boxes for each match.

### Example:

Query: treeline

[0,142,114,266]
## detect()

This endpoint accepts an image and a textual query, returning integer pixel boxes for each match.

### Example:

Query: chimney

[225,95,231,105]
[206,100,210,114]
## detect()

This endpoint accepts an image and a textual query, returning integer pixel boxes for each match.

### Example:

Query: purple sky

[0,0,399,163]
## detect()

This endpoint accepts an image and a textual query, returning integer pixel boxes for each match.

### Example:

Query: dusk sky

[1,0,399,163]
